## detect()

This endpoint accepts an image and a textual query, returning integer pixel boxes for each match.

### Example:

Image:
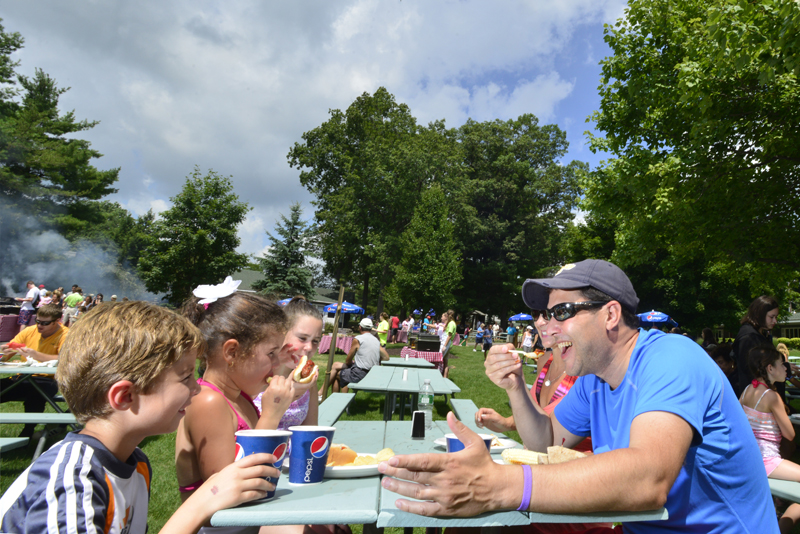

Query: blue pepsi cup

[235,429,292,501]
[287,425,335,485]
[445,433,492,453]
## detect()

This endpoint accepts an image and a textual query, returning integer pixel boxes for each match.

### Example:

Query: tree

[289,88,443,313]
[386,185,461,314]
[586,0,800,291]
[138,167,250,306]
[452,115,584,324]
[253,202,315,298]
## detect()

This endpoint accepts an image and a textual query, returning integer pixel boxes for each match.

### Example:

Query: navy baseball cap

[521,259,639,313]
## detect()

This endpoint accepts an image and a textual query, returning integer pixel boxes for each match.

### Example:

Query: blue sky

[2,0,626,256]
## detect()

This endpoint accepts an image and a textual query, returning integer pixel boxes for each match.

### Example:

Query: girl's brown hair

[182,292,287,362]
[741,295,779,334]
[747,344,784,390]
[283,296,323,329]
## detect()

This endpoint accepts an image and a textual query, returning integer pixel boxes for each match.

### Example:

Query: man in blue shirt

[379,259,777,533]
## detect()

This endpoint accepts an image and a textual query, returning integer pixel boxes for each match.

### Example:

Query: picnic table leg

[28,379,66,414]
[399,393,406,420]
[362,524,382,534]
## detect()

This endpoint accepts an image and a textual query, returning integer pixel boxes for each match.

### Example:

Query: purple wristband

[517,464,532,511]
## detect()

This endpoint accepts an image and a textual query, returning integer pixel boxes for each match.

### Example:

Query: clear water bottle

[419,378,434,430]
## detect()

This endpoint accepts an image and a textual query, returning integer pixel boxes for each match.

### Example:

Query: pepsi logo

[272,442,287,462]
[310,436,329,458]
[647,314,655,320]
[234,442,245,461]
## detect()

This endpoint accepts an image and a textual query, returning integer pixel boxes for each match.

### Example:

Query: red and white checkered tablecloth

[318,335,354,355]
[400,347,444,373]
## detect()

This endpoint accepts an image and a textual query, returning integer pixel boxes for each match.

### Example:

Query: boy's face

[714,356,734,375]
[139,349,200,435]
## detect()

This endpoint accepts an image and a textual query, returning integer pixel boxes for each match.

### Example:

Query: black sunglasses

[532,301,608,322]
[36,319,57,326]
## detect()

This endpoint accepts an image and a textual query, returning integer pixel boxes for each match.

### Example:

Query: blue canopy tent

[323,301,364,315]
[509,313,533,322]
[637,310,678,328]
[277,298,291,307]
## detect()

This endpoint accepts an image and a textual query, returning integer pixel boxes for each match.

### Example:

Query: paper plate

[282,454,380,478]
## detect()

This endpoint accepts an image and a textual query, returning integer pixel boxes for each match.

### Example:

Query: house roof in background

[229,270,337,305]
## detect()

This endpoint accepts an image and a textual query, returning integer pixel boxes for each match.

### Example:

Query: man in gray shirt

[330,318,389,392]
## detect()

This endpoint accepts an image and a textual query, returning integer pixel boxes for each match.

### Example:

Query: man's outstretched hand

[378,412,521,517]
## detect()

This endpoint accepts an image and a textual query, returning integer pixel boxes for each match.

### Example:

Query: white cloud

[2,0,621,255]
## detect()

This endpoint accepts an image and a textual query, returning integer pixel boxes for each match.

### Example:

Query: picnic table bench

[0,437,29,452]
[769,479,800,503]
[318,392,355,426]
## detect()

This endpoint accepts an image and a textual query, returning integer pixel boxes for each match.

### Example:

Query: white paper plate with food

[434,436,517,451]
[325,454,380,478]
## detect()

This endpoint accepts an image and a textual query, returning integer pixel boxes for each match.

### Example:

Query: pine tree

[254,203,314,298]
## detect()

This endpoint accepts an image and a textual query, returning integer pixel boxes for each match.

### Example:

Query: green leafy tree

[386,185,461,314]
[586,0,800,293]
[452,115,583,323]
[138,167,250,306]
[0,19,120,280]
[254,202,315,298]
[289,88,449,313]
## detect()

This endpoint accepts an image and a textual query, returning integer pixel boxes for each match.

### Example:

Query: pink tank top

[178,378,260,492]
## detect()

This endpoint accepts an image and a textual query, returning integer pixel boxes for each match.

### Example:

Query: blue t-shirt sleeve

[631,336,706,442]
[554,376,592,437]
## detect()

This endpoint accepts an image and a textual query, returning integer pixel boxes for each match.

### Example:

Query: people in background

[15,280,40,329]
[733,295,779,397]
[329,318,389,393]
[0,304,68,438]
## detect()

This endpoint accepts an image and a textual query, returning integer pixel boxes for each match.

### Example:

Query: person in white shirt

[15,280,40,328]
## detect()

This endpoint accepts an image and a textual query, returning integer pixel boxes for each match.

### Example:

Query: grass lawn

[5,342,800,532]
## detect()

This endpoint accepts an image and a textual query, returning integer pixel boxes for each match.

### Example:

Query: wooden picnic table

[211,419,667,529]
[382,357,434,368]
[349,367,460,421]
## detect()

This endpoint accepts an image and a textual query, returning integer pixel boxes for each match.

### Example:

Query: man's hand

[378,412,520,517]
[484,344,524,391]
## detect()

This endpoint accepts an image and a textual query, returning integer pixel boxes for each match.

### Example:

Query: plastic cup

[445,433,492,453]
[235,429,292,501]
[287,426,335,485]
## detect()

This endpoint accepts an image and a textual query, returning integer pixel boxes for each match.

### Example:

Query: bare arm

[380,345,390,361]
[380,410,692,517]
[484,344,581,451]
[345,339,360,366]
[304,380,319,425]
[185,392,240,481]
[766,390,795,441]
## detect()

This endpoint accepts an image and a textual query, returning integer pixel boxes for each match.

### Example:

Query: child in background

[521,325,535,353]
[740,345,800,533]
[253,296,322,427]
[0,301,275,534]
[482,323,494,360]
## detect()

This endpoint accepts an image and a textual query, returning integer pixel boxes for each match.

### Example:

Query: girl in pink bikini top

[175,289,302,498]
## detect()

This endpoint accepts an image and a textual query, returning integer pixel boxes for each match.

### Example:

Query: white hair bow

[193,276,242,306]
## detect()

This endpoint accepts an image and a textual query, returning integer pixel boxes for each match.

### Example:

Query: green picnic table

[382,357,435,369]
[349,367,460,421]
[211,418,667,529]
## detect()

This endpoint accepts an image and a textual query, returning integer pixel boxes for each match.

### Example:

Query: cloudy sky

[2,0,626,257]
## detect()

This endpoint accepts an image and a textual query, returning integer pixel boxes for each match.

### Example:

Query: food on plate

[546,446,587,464]
[375,447,395,462]
[489,435,503,448]
[326,444,358,466]
[7,342,25,350]
[293,355,318,384]
[501,448,549,465]
[352,455,378,466]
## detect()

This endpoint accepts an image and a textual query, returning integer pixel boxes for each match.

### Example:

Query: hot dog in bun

[293,355,318,384]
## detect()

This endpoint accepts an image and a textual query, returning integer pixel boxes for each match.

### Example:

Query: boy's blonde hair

[777,343,790,359]
[56,301,205,424]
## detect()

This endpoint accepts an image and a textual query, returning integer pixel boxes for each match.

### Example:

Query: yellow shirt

[12,324,69,356]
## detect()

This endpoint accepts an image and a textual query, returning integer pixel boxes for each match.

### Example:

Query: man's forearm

[506,375,553,452]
